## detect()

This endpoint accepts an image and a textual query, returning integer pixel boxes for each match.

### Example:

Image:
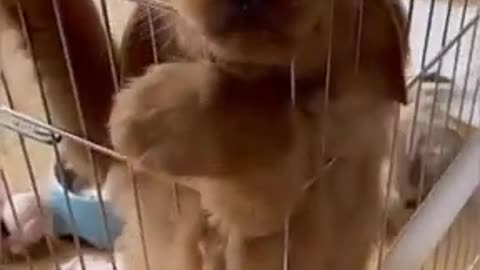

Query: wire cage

[0,0,479,269]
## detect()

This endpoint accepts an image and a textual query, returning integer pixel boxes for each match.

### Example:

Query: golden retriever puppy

[386,125,463,239]
[401,125,463,207]
[107,1,409,270]
[0,0,115,190]
[108,61,312,270]
[386,74,465,238]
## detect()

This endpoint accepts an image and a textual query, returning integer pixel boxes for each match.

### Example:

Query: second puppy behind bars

[105,0,409,270]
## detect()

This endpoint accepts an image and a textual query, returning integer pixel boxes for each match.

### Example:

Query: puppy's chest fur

[112,62,388,240]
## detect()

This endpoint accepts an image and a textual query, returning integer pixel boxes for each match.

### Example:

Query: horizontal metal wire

[407,12,480,89]
[0,106,126,162]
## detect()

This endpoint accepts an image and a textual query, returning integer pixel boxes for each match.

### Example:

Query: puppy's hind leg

[0,0,117,189]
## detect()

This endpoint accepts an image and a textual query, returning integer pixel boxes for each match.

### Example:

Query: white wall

[406,0,480,126]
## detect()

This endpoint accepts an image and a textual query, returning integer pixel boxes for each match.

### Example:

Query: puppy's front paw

[109,62,216,170]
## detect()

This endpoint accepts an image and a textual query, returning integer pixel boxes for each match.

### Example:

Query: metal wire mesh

[0,0,478,269]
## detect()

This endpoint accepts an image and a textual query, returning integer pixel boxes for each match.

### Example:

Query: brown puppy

[386,125,463,239]
[385,74,465,237]
[402,125,464,207]
[107,1,408,270]
[0,0,115,189]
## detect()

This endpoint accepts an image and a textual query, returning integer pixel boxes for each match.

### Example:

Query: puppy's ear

[362,0,409,104]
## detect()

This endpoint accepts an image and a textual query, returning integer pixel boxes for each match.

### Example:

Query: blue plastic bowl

[46,179,123,251]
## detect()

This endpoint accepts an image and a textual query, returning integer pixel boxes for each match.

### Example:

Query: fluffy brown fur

[1,0,409,269]
[0,0,115,189]
[106,1,409,270]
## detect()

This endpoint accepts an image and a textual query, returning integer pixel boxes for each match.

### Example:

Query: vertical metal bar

[453,217,465,270]
[171,180,181,215]
[430,245,441,270]
[468,255,480,270]
[290,57,296,107]
[407,14,479,90]
[443,0,471,131]
[0,212,2,261]
[353,0,364,73]
[415,65,439,207]
[383,132,480,270]
[282,215,291,270]
[457,8,480,124]
[377,108,401,270]
[422,0,465,229]
[442,227,454,270]
[14,2,93,268]
[142,3,181,217]
[414,8,477,251]
[146,6,159,65]
[97,0,121,93]
[472,205,480,270]
[408,0,438,155]
[137,2,175,44]
[18,0,95,267]
[126,163,151,270]
[461,210,476,270]
[0,109,144,270]
[0,70,60,270]
[425,0,455,143]
[0,170,34,270]
[48,0,121,268]
[406,0,416,36]
[320,0,334,157]
[145,3,181,217]
[416,0,462,208]
[466,77,480,136]
[375,0,405,264]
